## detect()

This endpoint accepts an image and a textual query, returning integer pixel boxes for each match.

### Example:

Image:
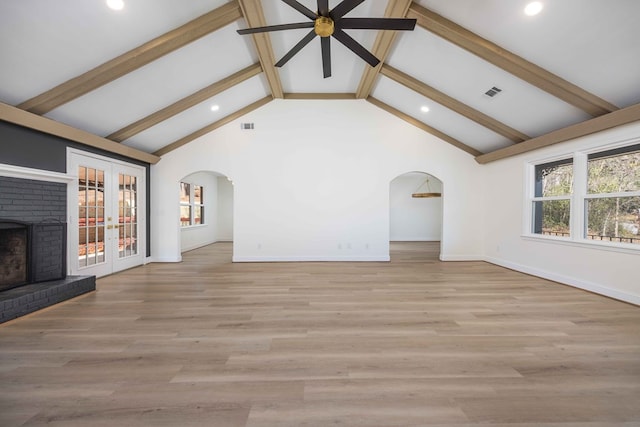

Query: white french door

[68,151,145,277]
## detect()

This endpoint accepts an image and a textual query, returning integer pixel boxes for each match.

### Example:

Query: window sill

[180,224,207,230]
[522,234,640,255]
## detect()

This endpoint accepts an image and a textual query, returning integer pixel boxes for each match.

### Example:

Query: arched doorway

[389,172,443,261]
[178,171,234,258]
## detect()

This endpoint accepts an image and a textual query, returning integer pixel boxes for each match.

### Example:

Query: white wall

[151,99,484,262]
[390,173,442,241]
[180,171,218,252]
[483,121,640,305]
[216,176,234,241]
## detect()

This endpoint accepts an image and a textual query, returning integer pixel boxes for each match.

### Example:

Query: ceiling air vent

[240,123,254,130]
[484,86,502,98]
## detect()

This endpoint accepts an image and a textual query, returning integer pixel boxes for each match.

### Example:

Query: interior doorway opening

[179,171,234,256]
[389,172,443,261]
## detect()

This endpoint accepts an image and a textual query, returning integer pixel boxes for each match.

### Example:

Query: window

[528,143,640,248]
[180,182,204,227]
[532,159,573,237]
[585,144,640,244]
[193,185,204,225]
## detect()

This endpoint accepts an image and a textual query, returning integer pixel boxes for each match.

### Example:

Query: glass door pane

[118,173,138,259]
[78,166,106,268]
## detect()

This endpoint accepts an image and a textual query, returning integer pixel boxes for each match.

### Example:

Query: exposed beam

[108,63,263,142]
[237,0,284,99]
[154,96,272,156]
[407,2,618,117]
[0,102,160,164]
[367,97,482,156]
[355,0,413,99]
[476,102,640,164]
[17,1,243,115]
[381,64,529,143]
[283,93,356,100]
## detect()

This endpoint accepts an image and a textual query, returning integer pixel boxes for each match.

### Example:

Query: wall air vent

[240,123,254,130]
[484,86,502,98]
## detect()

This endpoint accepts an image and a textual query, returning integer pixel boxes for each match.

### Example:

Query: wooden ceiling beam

[283,93,356,100]
[476,102,640,164]
[381,64,529,143]
[17,1,243,115]
[367,97,482,156]
[154,96,272,156]
[107,63,263,142]
[355,0,413,99]
[407,2,618,117]
[237,0,284,99]
[0,102,160,164]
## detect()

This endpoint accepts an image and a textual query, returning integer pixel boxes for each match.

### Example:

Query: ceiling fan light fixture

[314,17,334,37]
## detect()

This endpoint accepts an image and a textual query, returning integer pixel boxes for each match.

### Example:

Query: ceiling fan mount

[238,0,417,78]
[314,16,335,37]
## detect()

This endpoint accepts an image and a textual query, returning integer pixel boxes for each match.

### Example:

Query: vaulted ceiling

[1,0,639,165]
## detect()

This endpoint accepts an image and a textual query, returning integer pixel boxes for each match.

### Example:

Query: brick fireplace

[0,174,95,323]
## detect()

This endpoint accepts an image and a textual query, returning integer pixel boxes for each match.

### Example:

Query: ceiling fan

[237,0,417,78]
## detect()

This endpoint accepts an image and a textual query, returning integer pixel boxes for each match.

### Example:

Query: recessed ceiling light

[210,105,220,112]
[106,0,124,11]
[420,106,430,113]
[524,2,543,16]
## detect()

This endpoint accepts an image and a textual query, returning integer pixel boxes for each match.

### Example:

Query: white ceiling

[1,0,639,158]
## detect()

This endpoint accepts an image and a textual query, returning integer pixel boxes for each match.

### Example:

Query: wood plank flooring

[0,242,639,426]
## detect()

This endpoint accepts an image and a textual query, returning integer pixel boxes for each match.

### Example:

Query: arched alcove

[178,170,234,255]
[389,172,443,260]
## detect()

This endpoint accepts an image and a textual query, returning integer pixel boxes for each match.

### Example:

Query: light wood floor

[1,242,639,426]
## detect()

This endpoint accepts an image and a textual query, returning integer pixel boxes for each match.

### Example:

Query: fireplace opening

[0,219,67,292]
[0,221,30,291]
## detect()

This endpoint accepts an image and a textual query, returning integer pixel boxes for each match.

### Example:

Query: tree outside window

[530,143,640,247]
[586,145,640,244]
[532,159,573,237]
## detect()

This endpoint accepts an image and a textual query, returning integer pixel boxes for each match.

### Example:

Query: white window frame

[179,182,205,228]
[528,157,574,239]
[524,139,640,254]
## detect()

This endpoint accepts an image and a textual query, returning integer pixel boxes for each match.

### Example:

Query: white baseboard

[484,256,640,306]
[440,254,483,261]
[147,255,182,263]
[232,255,390,263]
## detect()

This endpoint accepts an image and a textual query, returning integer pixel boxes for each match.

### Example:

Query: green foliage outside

[587,152,640,242]
[536,151,640,244]
[537,163,572,235]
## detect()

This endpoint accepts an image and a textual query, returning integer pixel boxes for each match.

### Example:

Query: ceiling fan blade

[330,0,365,19]
[237,21,314,35]
[321,36,331,78]
[338,18,417,31]
[282,0,317,20]
[332,29,380,68]
[317,0,329,17]
[275,29,317,67]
